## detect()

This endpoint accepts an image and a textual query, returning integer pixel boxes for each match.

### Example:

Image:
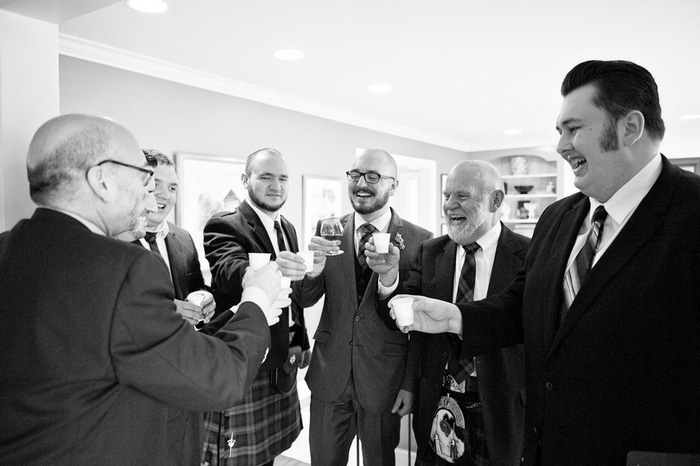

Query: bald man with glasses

[300,148,433,466]
[0,114,282,465]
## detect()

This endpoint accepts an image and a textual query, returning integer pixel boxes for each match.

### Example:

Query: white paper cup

[372,232,391,254]
[248,252,271,271]
[297,250,315,272]
[392,297,414,326]
[280,276,291,289]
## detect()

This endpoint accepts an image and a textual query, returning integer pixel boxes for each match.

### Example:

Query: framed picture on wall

[440,173,448,217]
[175,151,247,282]
[302,175,343,248]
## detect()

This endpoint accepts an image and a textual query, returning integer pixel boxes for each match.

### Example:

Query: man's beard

[599,117,620,152]
[446,204,489,244]
[249,189,286,213]
[351,187,391,215]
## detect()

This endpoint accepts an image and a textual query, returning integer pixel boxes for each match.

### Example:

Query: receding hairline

[354,148,398,177]
[449,160,503,192]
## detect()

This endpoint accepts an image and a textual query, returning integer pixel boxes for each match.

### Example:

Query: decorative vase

[510,156,528,175]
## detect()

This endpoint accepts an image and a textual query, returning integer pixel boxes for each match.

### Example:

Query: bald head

[443,160,504,245]
[27,114,140,206]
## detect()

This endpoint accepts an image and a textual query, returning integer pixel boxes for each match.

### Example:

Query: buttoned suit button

[545,382,554,391]
[354,315,360,322]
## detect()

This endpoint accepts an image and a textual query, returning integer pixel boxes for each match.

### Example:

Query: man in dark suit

[135,149,215,327]
[0,114,281,466]
[399,160,528,466]
[300,148,433,466]
[396,60,700,465]
[202,148,309,466]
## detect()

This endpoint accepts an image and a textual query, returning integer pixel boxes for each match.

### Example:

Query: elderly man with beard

[202,148,309,466]
[391,160,529,466]
[300,148,432,466]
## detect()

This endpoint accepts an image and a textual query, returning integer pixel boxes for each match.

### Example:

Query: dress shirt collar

[145,220,170,239]
[39,206,106,235]
[455,221,501,259]
[246,196,281,228]
[353,209,392,235]
[590,152,662,227]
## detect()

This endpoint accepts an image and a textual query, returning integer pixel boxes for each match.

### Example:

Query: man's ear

[490,189,505,212]
[622,110,644,147]
[388,179,399,196]
[85,166,111,202]
[241,172,249,189]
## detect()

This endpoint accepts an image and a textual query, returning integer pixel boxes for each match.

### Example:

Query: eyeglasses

[346,170,396,184]
[95,159,156,186]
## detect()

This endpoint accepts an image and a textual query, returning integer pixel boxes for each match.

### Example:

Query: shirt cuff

[377,274,399,299]
[241,287,271,313]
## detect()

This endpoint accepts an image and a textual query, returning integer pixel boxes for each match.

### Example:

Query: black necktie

[448,242,481,384]
[144,232,165,262]
[274,220,286,253]
[563,206,608,318]
[357,223,376,270]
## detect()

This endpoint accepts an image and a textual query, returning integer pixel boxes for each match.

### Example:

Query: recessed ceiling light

[504,129,522,136]
[274,49,305,61]
[368,84,392,93]
[680,114,700,120]
[125,0,168,13]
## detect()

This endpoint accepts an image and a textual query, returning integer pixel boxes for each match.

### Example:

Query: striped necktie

[563,205,608,319]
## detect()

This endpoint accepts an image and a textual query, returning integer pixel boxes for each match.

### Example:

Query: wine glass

[320,218,344,256]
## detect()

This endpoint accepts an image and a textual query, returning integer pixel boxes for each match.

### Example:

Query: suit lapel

[437,241,457,303]
[487,226,525,295]
[164,228,185,298]
[241,201,276,257]
[280,216,299,253]
[550,158,679,354]
[545,197,589,351]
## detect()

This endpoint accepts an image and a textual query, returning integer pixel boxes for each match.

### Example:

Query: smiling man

[300,148,432,466]
[202,148,309,466]
[394,60,700,465]
[399,160,529,466]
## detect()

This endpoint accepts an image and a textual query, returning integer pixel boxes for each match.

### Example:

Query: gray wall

[59,56,467,232]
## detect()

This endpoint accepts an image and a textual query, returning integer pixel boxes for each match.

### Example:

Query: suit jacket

[300,208,433,413]
[134,221,211,466]
[0,208,270,466]
[459,156,700,465]
[404,225,529,466]
[204,200,309,371]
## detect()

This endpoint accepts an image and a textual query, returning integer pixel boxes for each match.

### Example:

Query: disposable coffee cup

[372,232,391,254]
[297,250,315,272]
[248,252,271,271]
[392,297,414,326]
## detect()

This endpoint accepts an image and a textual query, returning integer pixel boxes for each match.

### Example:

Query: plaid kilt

[430,401,490,466]
[201,369,302,465]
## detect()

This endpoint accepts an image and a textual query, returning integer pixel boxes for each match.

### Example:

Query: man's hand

[242,261,281,304]
[307,236,337,276]
[185,290,215,324]
[174,299,205,325]
[391,389,414,417]
[299,349,312,369]
[389,294,463,335]
[365,237,400,286]
[276,250,307,281]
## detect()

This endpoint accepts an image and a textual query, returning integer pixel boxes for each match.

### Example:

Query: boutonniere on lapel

[392,232,406,250]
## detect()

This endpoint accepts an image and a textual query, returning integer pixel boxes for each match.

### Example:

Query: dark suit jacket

[204,200,309,371]
[0,208,270,466]
[404,225,529,466]
[459,157,700,465]
[300,209,433,413]
[134,221,211,466]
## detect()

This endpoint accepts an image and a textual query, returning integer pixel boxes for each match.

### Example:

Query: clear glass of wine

[320,218,344,256]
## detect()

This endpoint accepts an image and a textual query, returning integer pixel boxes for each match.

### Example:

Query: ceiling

[4,0,700,152]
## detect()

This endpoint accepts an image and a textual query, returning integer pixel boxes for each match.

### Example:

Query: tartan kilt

[201,369,302,465]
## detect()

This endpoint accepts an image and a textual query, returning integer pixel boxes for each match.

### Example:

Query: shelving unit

[471,148,563,237]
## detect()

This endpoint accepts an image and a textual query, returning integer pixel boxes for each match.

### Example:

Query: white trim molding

[58,34,471,152]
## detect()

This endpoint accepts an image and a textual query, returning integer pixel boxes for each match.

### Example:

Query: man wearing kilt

[201,148,311,465]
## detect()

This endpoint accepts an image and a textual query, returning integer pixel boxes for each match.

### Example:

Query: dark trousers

[309,377,401,466]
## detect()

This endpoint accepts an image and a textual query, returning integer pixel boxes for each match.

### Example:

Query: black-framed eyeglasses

[95,159,156,186]
[346,170,396,184]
